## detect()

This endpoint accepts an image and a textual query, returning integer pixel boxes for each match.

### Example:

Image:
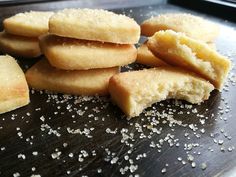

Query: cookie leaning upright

[147,30,231,90]
[49,8,140,44]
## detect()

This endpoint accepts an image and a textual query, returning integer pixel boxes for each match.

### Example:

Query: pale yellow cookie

[3,11,54,37]
[147,30,231,90]
[25,59,119,96]
[49,8,140,44]
[0,55,29,114]
[109,67,214,118]
[0,31,41,58]
[136,42,167,67]
[39,34,137,70]
[141,13,219,42]
[136,42,214,67]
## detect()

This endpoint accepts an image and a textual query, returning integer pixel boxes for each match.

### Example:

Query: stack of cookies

[26,8,140,96]
[0,11,53,58]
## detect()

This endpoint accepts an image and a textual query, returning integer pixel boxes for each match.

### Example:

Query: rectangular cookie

[39,34,137,70]
[4,11,54,37]
[49,8,140,44]
[0,31,41,58]
[25,59,119,96]
[141,13,219,42]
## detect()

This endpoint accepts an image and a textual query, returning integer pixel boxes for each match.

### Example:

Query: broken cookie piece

[109,67,214,118]
[147,30,231,90]
[0,55,29,114]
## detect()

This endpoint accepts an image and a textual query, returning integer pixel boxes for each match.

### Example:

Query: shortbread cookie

[39,34,137,70]
[147,30,231,89]
[141,13,219,42]
[0,31,41,58]
[0,55,29,114]
[4,11,54,37]
[136,41,214,67]
[49,8,140,44]
[25,59,119,95]
[136,42,167,67]
[109,67,214,118]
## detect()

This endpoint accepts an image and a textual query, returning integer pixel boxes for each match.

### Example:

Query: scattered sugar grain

[13,172,20,177]
[161,168,167,174]
[200,163,207,170]
[191,162,196,168]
